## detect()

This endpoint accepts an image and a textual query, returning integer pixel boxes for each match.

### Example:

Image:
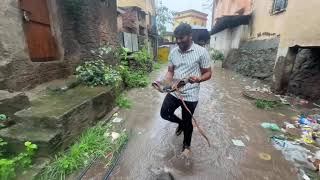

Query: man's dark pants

[160,93,198,148]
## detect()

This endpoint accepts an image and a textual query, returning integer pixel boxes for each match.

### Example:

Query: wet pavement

[109,63,299,180]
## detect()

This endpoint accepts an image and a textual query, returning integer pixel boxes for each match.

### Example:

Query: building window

[272,0,288,14]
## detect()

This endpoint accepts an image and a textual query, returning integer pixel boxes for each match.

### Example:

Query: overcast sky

[159,0,213,31]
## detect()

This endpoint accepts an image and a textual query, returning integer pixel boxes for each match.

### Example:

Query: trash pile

[262,113,320,180]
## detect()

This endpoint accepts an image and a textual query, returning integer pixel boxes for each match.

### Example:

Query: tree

[156,1,174,37]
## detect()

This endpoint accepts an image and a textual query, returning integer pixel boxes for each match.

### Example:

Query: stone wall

[222,37,280,82]
[0,0,118,91]
[287,49,320,101]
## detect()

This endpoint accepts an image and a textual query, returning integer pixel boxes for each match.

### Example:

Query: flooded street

[109,63,299,180]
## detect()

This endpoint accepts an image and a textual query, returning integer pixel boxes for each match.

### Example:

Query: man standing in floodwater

[160,23,212,156]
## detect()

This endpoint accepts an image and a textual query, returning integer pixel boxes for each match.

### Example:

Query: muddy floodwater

[109,63,300,180]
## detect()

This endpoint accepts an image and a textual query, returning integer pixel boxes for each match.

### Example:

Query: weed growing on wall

[40,123,128,180]
[209,48,224,61]
[0,139,38,180]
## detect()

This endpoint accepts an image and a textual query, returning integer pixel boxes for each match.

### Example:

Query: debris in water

[232,139,246,147]
[244,135,250,141]
[284,122,295,129]
[138,132,142,135]
[259,152,271,161]
[261,122,281,131]
[111,132,120,141]
[112,117,123,123]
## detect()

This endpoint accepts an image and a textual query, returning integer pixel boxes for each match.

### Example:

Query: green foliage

[116,94,133,109]
[153,62,162,70]
[0,138,7,157]
[75,60,121,87]
[0,114,6,121]
[0,159,15,180]
[156,1,175,37]
[133,47,151,64]
[255,100,281,110]
[117,62,150,89]
[125,71,149,88]
[0,140,37,180]
[40,123,128,180]
[114,46,130,62]
[209,48,224,61]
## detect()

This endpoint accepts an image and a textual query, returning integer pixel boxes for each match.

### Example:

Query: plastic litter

[259,153,272,161]
[271,137,315,170]
[112,117,123,123]
[111,132,120,141]
[299,117,312,125]
[284,122,295,129]
[232,139,246,147]
[261,122,281,131]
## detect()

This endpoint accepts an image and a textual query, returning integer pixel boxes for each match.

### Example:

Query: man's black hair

[174,23,192,37]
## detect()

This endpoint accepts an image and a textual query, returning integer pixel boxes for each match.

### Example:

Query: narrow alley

[109,63,299,180]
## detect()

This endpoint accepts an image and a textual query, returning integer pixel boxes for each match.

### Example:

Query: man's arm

[189,49,212,84]
[165,65,174,84]
[189,67,212,83]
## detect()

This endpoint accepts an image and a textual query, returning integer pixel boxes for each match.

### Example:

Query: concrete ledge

[1,85,116,156]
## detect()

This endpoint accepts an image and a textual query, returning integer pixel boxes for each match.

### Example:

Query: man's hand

[189,76,201,84]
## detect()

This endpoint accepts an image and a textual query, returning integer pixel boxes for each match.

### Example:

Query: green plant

[0,141,37,180]
[125,72,149,88]
[114,46,130,62]
[91,45,113,59]
[133,47,151,64]
[116,94,133,109]
[75,60,121,87]
[40,123,128,180]
[255,100,281,110]
[0,114,6,121]
[209,48,224,61]
[0,159,15,180]
[117,66,149,88]
[153,62,162,70]
[0,138,7,157]
[132,47,152,72]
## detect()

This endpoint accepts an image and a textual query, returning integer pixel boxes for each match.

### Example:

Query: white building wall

[210,25,249,56]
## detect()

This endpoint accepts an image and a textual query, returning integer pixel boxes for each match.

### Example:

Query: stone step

[0,90,30,117]
[15,85,115,128]
[0,124,62,157]
[14,85,116,149]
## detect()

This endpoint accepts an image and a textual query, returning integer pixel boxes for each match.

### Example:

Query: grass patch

[125,72,149,88]
[40,122,128,180]
[255,99,281,110]
[116,94,133,109]
[153,62,162,70]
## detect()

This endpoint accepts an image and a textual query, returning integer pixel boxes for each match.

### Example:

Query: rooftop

[175,9,208,17]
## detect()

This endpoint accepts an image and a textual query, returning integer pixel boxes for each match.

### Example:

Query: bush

[0,140,38,180]
[209,48,224,61]
[133,47,151,65]
[75,60,121,87]
[117,65,149,88]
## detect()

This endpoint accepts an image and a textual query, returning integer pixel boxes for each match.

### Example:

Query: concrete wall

[210,25,249,56]
[0,0,118,91]
[251,0,320,48]
[213,0,252,24]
